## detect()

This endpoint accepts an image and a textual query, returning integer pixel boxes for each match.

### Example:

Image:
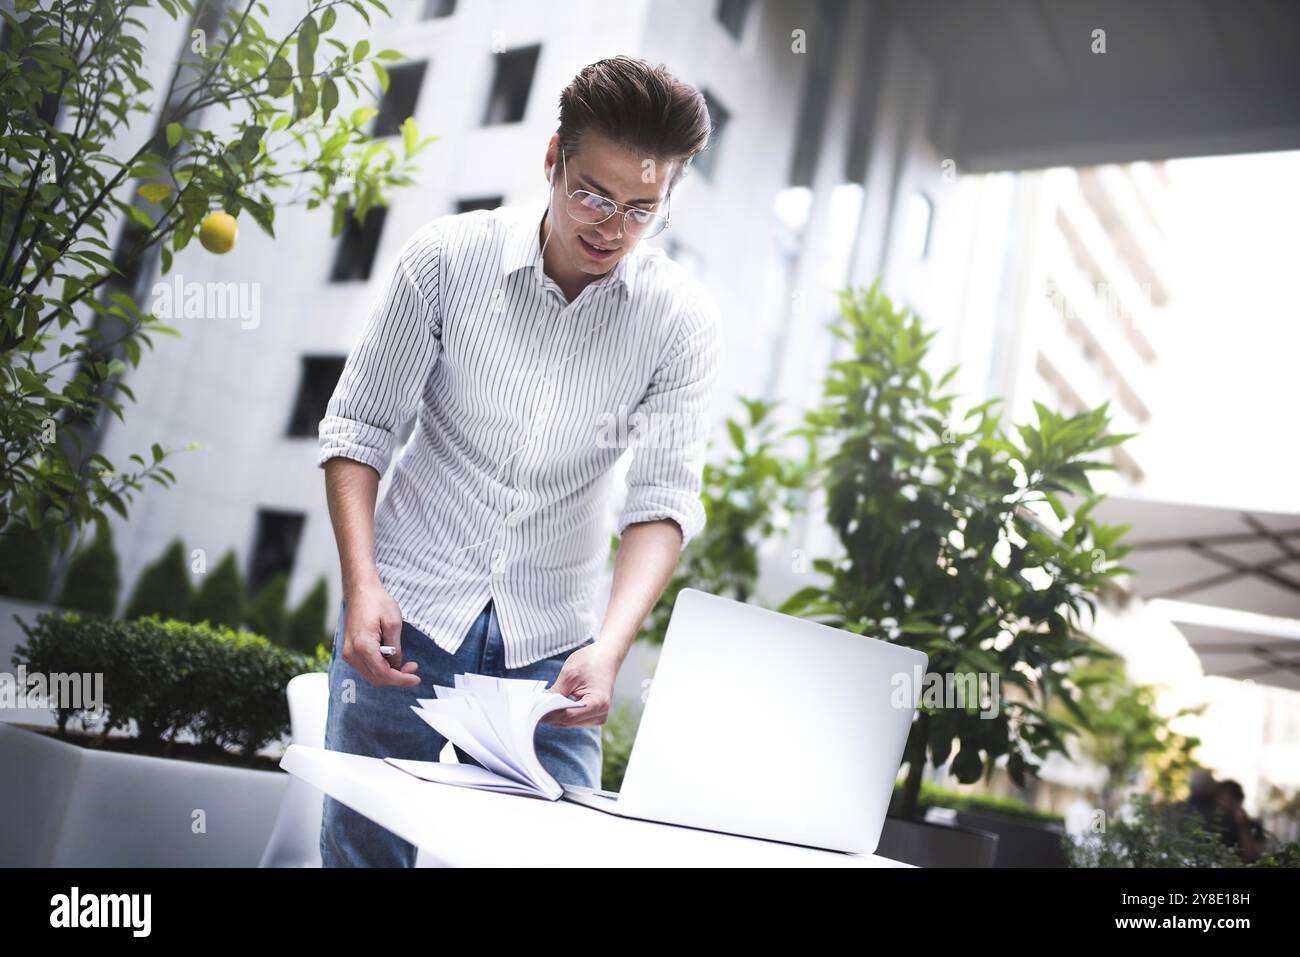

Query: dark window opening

[422,0,456,17]
[373,61,428,138]
[330,205,388,282]
[287,356,347,437]
[715,0,752,41]
[456,196,504,213]
[483,45,540,125]
[694,90,730,181]
[247,509,305,597]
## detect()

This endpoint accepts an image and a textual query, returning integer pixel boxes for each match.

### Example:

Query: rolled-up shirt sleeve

[317,222,442,477]
[616,288,721,551]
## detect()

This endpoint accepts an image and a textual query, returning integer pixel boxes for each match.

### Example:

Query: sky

[1144,150,1300,515]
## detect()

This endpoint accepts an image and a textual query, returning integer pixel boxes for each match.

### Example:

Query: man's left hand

[543,641,621,728]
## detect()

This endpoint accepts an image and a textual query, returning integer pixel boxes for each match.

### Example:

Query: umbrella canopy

[1157,601,1300,693]
[1083,495,1300,619]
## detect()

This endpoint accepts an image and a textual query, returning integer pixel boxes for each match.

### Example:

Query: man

[1212,779,1264,863]
[315,56,720,867]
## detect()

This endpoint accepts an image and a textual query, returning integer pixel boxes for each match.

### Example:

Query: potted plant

[781,280,1137,866]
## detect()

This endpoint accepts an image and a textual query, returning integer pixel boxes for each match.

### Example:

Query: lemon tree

[0,0,437,564]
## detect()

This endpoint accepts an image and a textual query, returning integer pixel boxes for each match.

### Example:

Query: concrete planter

[0,722,286,866]
[877,814,1000,867]
[955,809,1069,867]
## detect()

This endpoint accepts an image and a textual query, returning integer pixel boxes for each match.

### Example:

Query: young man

[315,56,720,867]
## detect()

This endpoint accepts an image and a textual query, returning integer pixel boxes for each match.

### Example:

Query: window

[372,61,427,138]
[715,0,752,42]
[422,0,456,17]
[694,90,730,181]
[330,205,388,282]
[901,192,933,260]
[247,509,305,597]
[286,356,346,437]
[456,196,503,213]
[483,45,540,125]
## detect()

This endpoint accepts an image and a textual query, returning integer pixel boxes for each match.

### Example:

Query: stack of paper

[383,673,581,800]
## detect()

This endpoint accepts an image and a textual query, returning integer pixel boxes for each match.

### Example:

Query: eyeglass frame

[553,146,672,239]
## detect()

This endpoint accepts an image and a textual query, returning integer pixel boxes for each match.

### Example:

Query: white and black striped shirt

[318,202,721,668]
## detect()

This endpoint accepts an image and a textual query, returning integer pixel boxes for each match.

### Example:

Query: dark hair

[1216,779,1245,802]
[556,55,711,192]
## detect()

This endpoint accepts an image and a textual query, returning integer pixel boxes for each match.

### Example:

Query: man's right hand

[341,584,422,688]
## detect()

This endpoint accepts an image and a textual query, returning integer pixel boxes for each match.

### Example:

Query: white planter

[0,722,287,866]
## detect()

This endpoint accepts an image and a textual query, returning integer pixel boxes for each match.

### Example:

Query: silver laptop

[561,588,928,855]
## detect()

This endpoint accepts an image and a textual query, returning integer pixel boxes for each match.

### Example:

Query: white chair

[258,672,329,867]
[258,670,455,866]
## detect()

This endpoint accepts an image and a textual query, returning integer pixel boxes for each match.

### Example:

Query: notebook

[383,672,583,800]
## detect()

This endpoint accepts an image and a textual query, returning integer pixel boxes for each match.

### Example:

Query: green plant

[0,519,55,600]
[899,779,1066,825]
[287,575,330,655]
[600,701,641,792]
[1059,656,1205,814]
[12,607,325,758]
[53,521,120,614]
[781,281,1137,820]
[244,570,288,647]
[1067,793,1300,867]
[614,395,814,646]
[189,548,244,629]
[123,536,191,621]
[0,0,436,557]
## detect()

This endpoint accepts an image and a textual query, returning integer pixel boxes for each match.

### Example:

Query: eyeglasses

[555,147,671,240]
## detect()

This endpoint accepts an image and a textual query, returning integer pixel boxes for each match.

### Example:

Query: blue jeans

[319,595,602,867]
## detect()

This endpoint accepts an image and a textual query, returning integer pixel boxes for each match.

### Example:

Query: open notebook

[383,673,583,800]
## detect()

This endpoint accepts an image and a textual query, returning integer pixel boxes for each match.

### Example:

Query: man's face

[543,131,674,279]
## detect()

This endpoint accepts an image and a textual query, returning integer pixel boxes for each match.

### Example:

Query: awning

[1083,495,1300,619]
[1156,600,1300,693]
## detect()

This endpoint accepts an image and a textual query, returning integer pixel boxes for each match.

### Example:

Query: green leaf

[297,14,318,76]
[400,115,417,157]
[267,55,293,98]
[321,77,339,122]
[125,205,155,230]
[353,39,370,63]
[319,5,336,30]
[371,60,388,94]
[138,182,173,203]
[165,122,183,148]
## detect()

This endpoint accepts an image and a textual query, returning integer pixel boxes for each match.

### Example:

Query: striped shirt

[318,202,722,668]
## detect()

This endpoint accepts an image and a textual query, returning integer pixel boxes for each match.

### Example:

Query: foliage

[0,0,436,557]
[52,520,120,614]
[1068,793,1300,868]
[780,280,1138,819]
[612,395,814,646]
[12,606,326,758]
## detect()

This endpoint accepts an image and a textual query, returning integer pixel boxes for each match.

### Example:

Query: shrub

[245,571,289,648]
[12,609,326,759]
[0,521,55,602]
[124,538,192,621]
[287,576,331,656]
[190,549,245,630]
[54,523,121,616]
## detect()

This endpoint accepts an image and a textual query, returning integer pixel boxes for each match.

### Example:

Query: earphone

[538,163,556,290]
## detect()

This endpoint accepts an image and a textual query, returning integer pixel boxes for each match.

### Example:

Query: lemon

[199,212,238,254]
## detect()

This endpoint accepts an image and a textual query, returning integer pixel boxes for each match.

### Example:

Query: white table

[280,744,912,867]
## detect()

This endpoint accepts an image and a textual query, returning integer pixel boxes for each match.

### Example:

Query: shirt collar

[501,201,638,300]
